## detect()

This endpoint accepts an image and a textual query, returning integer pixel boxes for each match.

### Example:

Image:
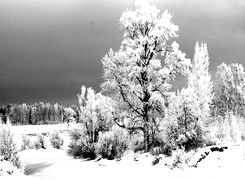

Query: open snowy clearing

[10,124,80,135]
[4,124,245,180]
[15,145,245,180]
[9,124,79,149]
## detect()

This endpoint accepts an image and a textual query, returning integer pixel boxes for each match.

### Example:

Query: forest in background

[0,103,79,125]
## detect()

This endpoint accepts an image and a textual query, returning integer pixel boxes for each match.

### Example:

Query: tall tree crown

[187,42,213,119]
[101,0,191,151]
[102,0,190,96]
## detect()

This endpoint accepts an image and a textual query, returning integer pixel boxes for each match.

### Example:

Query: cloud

[0,0,245,105]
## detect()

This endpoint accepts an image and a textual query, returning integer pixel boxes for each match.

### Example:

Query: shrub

[210,113,245,144]
[171,148,195,169]
[172,148,188,169]
[202,129,217,147]
[149,135,170,157]
[0,124,24,170]
[95,126,128,160]
[133,141,145,154]
[229,113,243,143]
[67,129,82,157]
[68,128,96,159]
[0,155,24,176]
[207,116,228,143]
[41,132,50,136]
[0,156,15,176]
[181,125,204,151]
[50,132,64,149]
[163,121,204,153]
[150,144,173,157]
[34,134,46,150]
[127,131,144,153]
[21,135,33,151]
[152,156,162,166]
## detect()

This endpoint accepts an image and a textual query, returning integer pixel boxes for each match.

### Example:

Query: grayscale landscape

[1,0,245,179]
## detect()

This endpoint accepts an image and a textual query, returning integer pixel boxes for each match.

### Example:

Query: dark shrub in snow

[68,128,96,159]
[50,132,64,149]
[96,126,128,160]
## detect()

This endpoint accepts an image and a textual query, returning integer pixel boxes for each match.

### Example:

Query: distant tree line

[0,102,79,125]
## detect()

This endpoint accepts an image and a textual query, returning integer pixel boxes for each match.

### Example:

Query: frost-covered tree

[77,86,115,143]
[63,107,76,129]
[187,42,213,124]
[213,63,245,117]
[163,42,213,150]
[164,89,204,150]
[101,0,190,151]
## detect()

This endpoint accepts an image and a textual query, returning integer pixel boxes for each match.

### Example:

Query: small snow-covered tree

[101,0,190,151]
[63,107,76,128]
[161,42,213,150]
[164,88,204,151]
[214,63,245,117]
[77,86,115,143]
[187,42,213,125]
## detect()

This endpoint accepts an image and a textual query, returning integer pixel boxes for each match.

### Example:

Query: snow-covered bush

[171,148,194,169]
[67,129,83,157]
[216,115,232,143]
[68,128,96,159]
[95,126,128,160]
[0,155,24,176]
[34,134,46,150]
[77,86,115,143]
[68,126,129,160]
[209,113,245,144]
[21,135,33,151]
[124,130,144,153]
[69,85,116,159]
[150,132,172,156]
[166,122,204,152]
[162,90,205,152]
[229,113,243,143]
[201,127,217,147]
[50,132,64,149]
[0,156,16,176]
[0,124,24,174]
[63,107,76,129]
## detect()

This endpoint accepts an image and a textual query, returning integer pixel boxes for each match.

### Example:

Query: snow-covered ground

[19,148,195,180]
[10,123,79,149]
[10,123,81,135]
[197,144,245,171]
[4,124,245,180]
[15,144,245,180]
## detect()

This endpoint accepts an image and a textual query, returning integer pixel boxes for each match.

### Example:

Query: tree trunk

[184,107,188,131]
[144,125,150,152]
[143,109,150,152]
[142,86,150,152]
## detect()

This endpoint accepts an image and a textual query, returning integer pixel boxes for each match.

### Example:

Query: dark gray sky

[0,0,245,106]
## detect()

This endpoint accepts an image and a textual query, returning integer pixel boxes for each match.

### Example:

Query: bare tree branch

[117,82,143,116]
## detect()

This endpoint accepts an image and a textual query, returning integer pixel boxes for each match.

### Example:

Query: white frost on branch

[187,42,214,122]
[101,0,191,151]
